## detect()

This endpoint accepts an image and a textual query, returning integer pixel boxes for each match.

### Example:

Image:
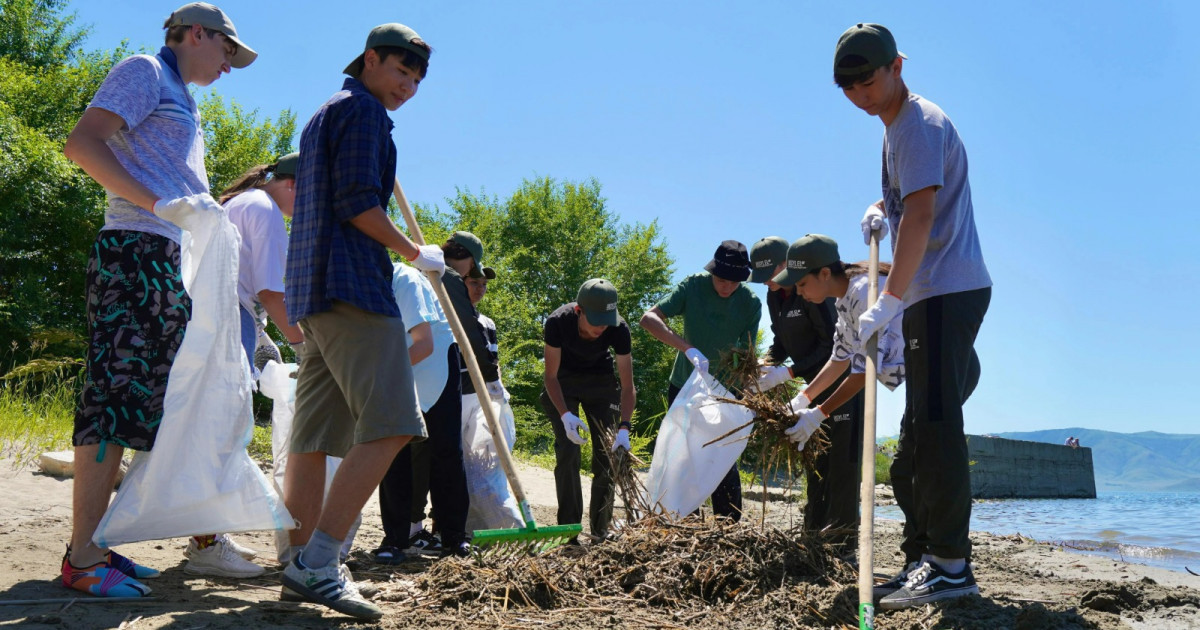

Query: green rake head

[471,522,582,557]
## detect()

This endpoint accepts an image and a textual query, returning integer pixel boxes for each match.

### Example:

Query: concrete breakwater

[969,435,1097,499]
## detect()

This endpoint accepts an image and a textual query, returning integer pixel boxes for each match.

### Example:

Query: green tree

[0,0,87,69]
[200,93,296,197]
[416,177,677,463]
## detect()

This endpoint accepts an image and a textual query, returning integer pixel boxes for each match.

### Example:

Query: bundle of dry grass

[710,346,831,481]
[594,423,652,523]
[392,516,857,626]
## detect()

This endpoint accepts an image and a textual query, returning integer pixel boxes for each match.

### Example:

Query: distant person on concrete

[835,22,992,609]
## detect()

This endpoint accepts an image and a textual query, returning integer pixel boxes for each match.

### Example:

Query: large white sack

[644,371,753,518]
[259,361,356,563]
[94,198,291,547]
[461,393,523,532]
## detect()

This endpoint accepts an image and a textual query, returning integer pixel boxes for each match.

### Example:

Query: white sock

[410,521,425,537]
[931,555,966,573]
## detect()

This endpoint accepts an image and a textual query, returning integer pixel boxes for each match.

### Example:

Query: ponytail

[219,164,274,203]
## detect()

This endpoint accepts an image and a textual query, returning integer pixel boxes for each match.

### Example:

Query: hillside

[997,428,1200,492]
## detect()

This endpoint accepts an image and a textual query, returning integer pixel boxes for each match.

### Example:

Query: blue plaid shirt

[286,78,399,323]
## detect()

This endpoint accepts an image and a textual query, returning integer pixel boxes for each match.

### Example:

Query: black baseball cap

[704,240,751,282]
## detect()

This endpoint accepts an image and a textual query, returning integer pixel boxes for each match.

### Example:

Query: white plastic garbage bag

[94,197,291,547]
[644,371,753,518]
[461,393,523,532]
[258,360,359,563]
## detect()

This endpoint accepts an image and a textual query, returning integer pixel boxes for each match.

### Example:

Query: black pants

[804,388,864,542]
[668,383,742,521]
[890,288,990,562]
[542,375,620,536]
[379,345,469,547]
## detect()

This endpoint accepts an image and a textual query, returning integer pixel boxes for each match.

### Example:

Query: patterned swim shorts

[74,231,191,452]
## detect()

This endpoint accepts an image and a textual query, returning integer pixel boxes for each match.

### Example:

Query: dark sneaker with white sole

[408,529,443,556]
[878,561,978,610]
[872,561,920,601]
[281,558,383,620]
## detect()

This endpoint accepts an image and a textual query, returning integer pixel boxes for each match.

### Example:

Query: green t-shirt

[656,272,761,388]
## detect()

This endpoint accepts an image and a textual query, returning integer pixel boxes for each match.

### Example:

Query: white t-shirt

[88,51,208,242]
[831,275,905,390]
[882,93,992,307]
[392,264,455,412]
[226,189,287,321]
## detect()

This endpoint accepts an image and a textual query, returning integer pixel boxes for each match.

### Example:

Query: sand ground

[1,458,1199,629]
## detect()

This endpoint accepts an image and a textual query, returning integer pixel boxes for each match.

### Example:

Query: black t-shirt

[764,288,836,383]
[543,303,632,377]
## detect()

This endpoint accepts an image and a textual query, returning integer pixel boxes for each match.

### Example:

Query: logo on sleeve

[908,338,920,351]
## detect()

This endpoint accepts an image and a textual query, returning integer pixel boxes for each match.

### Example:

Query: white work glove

[485,380,510,404]
[611,427,631,453]
[860,203,888,245]
[786,391,811,416]
[785,407,827,450]
[152,193,222,223]
[858,292,904,345]
[409,244,446,276]
[560,412,589,445]
[684,347,708,374]
[756,364,792,391]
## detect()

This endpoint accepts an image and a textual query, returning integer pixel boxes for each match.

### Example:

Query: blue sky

[67,1,1199,437]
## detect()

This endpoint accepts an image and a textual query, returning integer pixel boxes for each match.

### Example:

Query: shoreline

[2,459,1199,628]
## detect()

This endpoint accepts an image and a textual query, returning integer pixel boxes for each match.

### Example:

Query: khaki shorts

[292,300,426,457]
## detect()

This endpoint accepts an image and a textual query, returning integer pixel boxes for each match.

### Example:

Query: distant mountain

[997,428,1200,492]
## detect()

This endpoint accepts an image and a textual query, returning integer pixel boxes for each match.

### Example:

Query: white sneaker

[184,538,267,578]
[281,557,382,620]
[215,534,257,560]
[281,564,378,601]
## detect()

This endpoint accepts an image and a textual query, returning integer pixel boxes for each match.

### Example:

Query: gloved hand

[860,203,888,245]
[786,391,811,416]
[153,193,223,221]
[611,427,631,453]
[560,412,589,445]
[784,407,827,449]
[409,244,446,276]
[685,348,708,374]
[756,364,792,391]
[485,380,510,404]
[858,292,903,345]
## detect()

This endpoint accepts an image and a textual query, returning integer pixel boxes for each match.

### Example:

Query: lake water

[876,491,1200,573]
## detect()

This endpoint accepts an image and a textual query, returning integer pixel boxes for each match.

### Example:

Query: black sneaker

[372,545,407,566]
[872,561,919,601]
[438,541,474,559]
[408,529,443,557]
[878,561,978,610]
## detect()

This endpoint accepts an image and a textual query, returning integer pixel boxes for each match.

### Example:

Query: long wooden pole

[391,181,537,527]
[858,229,881,630]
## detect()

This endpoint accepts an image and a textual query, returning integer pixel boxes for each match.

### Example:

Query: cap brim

[228,36,257,69]
[749,266,777,284]
[482,267,496,280]
[583,309,618,327]
[771,267,810,287]
[343,53,364,77]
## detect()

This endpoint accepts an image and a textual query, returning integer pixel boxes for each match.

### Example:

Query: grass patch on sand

[0,360,79,466]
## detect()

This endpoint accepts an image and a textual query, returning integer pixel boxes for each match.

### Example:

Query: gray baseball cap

[771,234,841,286]
[576,278,619,327]
[344,23,429,78]
[749,236,789,284]
[163,3,257,69]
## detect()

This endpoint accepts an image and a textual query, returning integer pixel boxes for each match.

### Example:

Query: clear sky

[65,1,1199,437]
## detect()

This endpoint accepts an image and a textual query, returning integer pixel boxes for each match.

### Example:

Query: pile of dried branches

[392,516,856,625]
[595,423,652,523]
[711,346,831,480]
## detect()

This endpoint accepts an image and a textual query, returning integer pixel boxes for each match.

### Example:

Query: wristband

[618,421,632,431]
[883,290,901,300]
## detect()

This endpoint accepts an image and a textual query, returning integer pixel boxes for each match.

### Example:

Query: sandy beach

[1,457,1198,629]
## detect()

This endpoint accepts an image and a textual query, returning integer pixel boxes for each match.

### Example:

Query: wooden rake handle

[391,180,535,525]
[858,229,882,629]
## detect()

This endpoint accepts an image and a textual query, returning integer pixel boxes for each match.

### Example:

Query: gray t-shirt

[89,52,209,243]
[882,93,991,307]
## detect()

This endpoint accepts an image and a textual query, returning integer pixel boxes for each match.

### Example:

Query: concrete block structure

[968,435,1096,499]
